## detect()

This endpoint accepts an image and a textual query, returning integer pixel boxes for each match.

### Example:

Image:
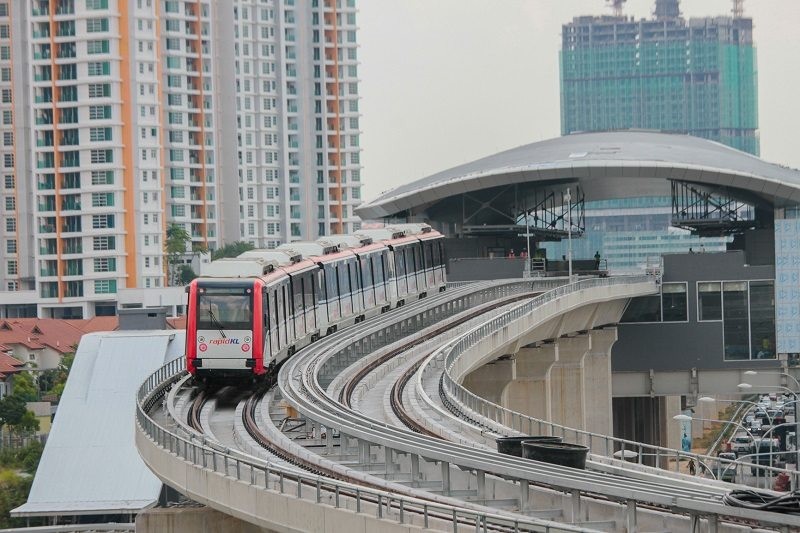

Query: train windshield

[197,286,253,331]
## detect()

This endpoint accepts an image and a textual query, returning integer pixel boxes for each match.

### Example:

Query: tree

[8,373,36,403]
[166,224,192,286]
[178,265,197,285]
[0,395,25,430]
[212,241,255,260]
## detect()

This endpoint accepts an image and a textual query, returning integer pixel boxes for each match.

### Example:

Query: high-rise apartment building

[561,0,759,155]
[0,0,362,319]
[551,0,757,271]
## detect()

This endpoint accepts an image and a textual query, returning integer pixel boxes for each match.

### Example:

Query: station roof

[13,330,185,517]
[356,131,800,219]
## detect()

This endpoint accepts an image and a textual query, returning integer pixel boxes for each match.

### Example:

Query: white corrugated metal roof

[13,330,185,517]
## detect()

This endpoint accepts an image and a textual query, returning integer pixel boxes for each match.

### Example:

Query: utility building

[561,0,759,155]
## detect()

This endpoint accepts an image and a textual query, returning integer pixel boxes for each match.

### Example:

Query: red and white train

[186,224,446,383]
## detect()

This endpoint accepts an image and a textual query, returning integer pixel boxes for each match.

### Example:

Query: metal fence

[439,276,798,489]
[136,357,590,532]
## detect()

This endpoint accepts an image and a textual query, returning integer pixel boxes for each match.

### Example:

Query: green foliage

[178,265,197,285]
[166,224,192,286]
[39,352,74,399]
[0,395,26,429]
[0,469,33,528]
[0,441,43,475]
[212,241,255,260]
[9,373,37,403]
[16,412,39,434]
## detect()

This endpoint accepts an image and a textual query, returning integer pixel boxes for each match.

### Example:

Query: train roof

[201,257,273,278]
[357,223,433,242]
[277,241,339,259]
[325,234,374,249]
[238,249,301,265]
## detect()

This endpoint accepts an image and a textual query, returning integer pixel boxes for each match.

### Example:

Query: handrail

[135,301,588,532]
[438,276,798,487]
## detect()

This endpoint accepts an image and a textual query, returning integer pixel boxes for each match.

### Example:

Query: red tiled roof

[0,317,187,356]
[0,351,24,379]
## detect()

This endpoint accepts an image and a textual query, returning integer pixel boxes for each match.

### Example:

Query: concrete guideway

[135,277,798,531]
[277,276,797,531]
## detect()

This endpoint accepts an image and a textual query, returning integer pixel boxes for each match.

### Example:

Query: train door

[394,246,408,298]
[302,271,317,333]
[348,259,362,315]
[360,254,376,308]
[404,246,418,295]
[291,275,305,339]
[314,267,328,332]
[262,288,273,365]
[324,263,340,322]
[269,287,280,354]
[413,243,425,293]
[433,239,444,285]
[424,241,436,287]
[338,262,353,317]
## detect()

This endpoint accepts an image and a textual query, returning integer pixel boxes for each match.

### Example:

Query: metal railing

[136,357,588,532]
[438,276,799,488]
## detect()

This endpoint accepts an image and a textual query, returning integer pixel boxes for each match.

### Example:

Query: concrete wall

[138,506,277,533]
[613,251,779,372]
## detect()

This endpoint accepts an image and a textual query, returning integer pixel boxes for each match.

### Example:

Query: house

[0,350,24,399]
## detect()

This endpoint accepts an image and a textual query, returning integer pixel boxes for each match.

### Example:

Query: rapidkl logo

[209,338,241,345]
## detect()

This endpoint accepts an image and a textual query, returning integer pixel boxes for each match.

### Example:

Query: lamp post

[697,396,773,426]
[565,187,573,281]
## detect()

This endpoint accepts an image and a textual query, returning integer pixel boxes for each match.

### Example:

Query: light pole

[565,187,572,281]
[697,396,773,426]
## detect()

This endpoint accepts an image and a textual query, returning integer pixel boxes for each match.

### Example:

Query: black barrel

[522,441,589,469]
[496,436,562,457]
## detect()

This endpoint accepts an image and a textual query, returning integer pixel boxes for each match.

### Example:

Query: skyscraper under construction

[560,0,759,155]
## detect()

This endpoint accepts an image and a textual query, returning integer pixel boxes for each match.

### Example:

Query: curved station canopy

[356,132,800,230]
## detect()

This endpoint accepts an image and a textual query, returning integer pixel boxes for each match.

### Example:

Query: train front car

[186,278,264,384]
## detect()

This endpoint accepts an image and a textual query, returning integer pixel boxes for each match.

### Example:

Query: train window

[324,264,337,301]
[303,272,315,309]
[414,244,423,272]
[361,255,372,288]
[424,242,433,269]
[395,249,406,278]
[197,286,253,331]
[271,290,281,347]
[292,276,304,315]
[337,263,350,295]
[432,240,441,266]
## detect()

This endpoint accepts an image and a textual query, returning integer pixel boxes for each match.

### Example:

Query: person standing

[594,250,601,270]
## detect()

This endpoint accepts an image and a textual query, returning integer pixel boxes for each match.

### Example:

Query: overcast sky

[357,0,800,201]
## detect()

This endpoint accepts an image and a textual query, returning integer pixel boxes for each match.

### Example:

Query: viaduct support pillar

[550,335,591,430]
[462,357,515,405]
[584,328,617,436]
[502,343,558,423]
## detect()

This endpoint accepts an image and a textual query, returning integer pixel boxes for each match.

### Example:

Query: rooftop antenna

[732,0,744,18]
[607,0,626,16]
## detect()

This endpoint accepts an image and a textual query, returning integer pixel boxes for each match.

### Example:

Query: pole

[525,206,531,277]
[566,187,573,281]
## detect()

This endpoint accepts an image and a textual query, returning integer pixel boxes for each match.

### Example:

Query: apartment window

[92,214,114,229]
[3,176,12,189]
[89,127,112,142]
[171,205,185,217]
[7,260,16,275]
[88,83,110,98]
[89,105,111,120]
[4,197,13,211]
[170,186,184,199]
[91,170,113,185]
[91,192,113,207]
[86,40,109,54]
[94,279,117,294]
[90,149,112,164]
[93,236,115,251]
[3,153,12,168]
[87,62,110,76]
[93,257,116,273]
[86,18,109,33]
[5,239,14,254]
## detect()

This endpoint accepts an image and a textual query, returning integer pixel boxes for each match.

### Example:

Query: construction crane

[607,0,626,17]
[732,0,744,18]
